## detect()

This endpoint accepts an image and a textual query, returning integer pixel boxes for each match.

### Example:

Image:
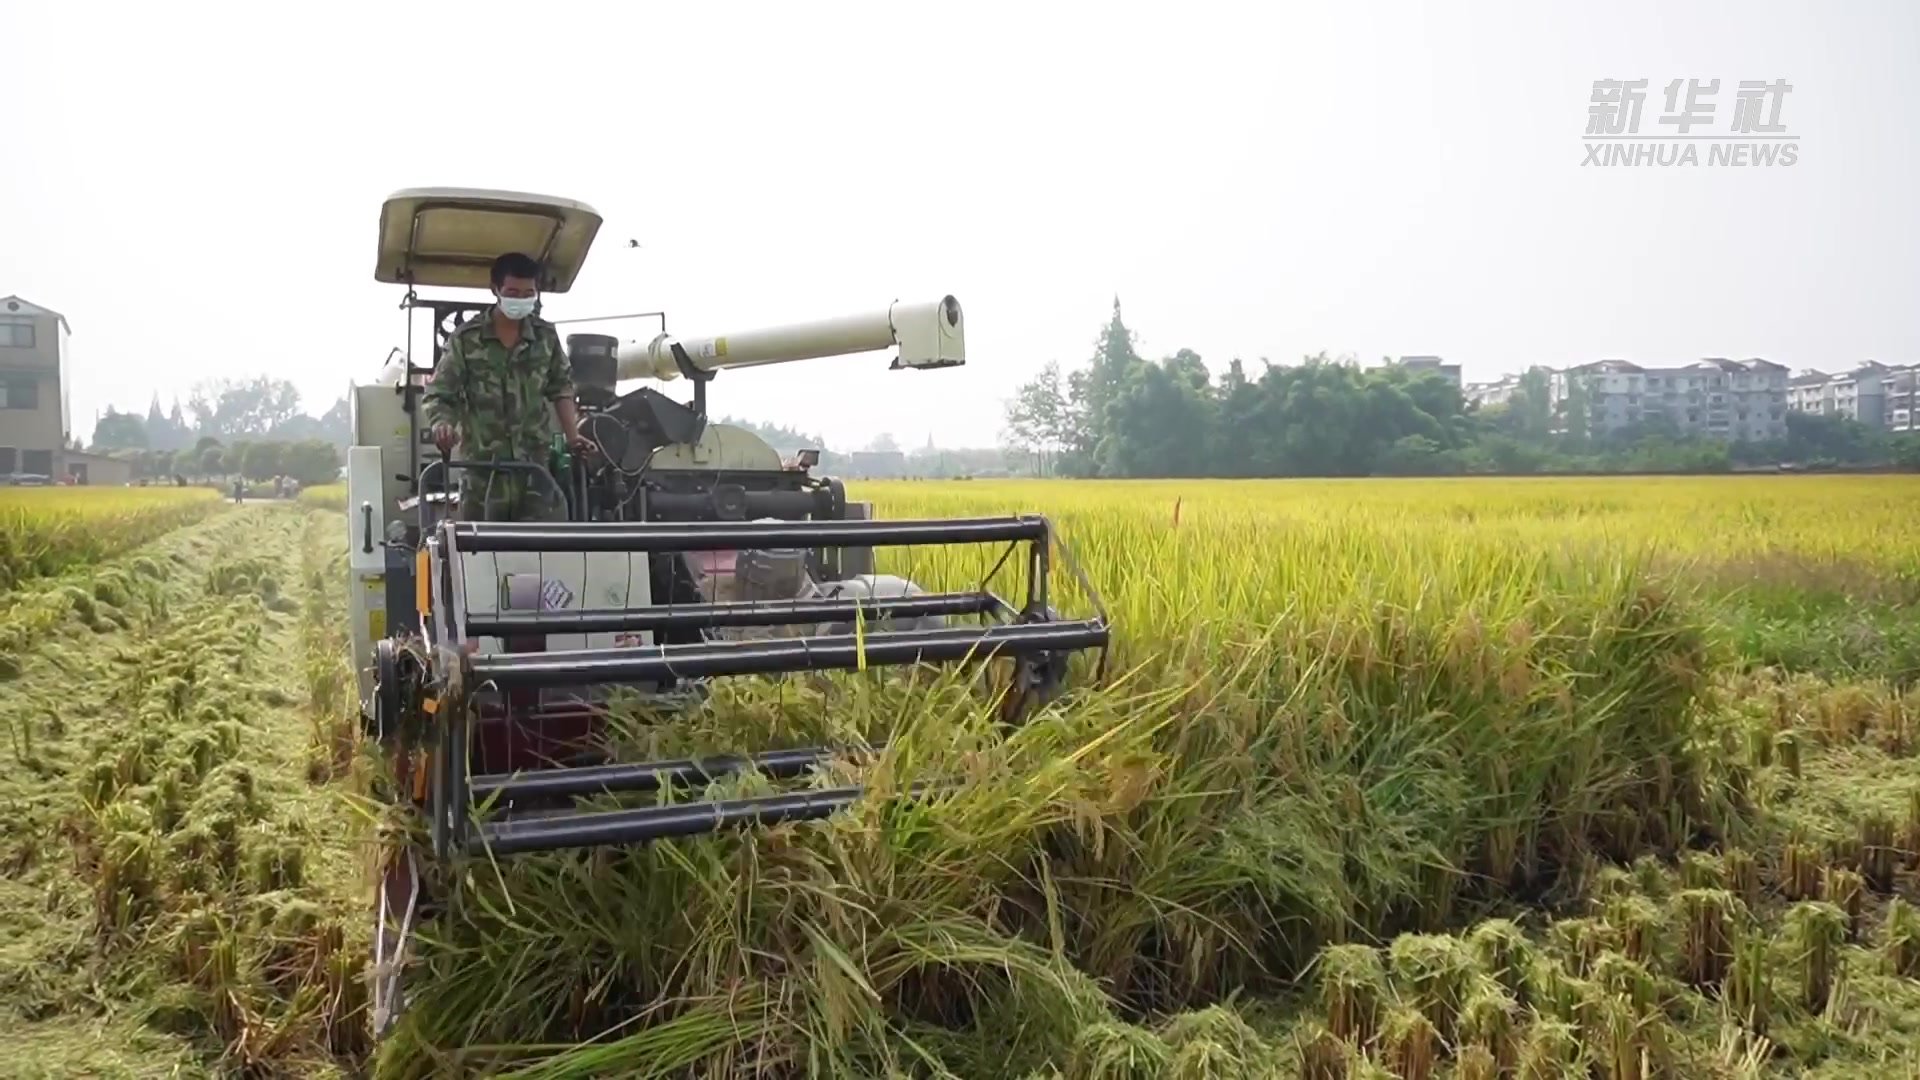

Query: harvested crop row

[0,505,366,1078]
[1279,662,1920,1077]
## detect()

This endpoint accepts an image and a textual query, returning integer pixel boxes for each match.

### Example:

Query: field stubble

[0,502,369,1077]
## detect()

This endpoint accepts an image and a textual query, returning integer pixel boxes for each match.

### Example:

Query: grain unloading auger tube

[411,511,1110,859]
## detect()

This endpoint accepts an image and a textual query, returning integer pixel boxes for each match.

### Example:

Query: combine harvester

[346,188,1111,1036]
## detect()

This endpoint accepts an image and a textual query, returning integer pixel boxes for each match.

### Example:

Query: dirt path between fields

[0,504,364,1079]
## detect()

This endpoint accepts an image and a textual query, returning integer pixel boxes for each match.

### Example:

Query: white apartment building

[1832,363,1893,427]
[1785,363,1910,428]
[1786,371,1833,414]
[1550,358,1789,442]
[1888,368,1920,433]
[1464,375,1520,409]
[1781,365,1904,424]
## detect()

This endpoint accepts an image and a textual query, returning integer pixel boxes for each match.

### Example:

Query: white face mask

[497,295,537,320]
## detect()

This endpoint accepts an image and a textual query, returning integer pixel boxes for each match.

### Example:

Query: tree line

[1000,301,1920,478]
[114,439,343,487]
[717,417,1010,478]
[89,376,349,485]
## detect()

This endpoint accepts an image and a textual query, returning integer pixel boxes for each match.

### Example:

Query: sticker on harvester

[540,579,574,611]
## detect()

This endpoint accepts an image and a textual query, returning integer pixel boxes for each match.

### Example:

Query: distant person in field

[422,251,595,522]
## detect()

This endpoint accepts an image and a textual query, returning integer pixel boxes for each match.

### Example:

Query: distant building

[1391,355,1462,389]
[1786,363,1912,429]
[1550,357,1788,442]
[63,449,132,486]
[846,450,906,478]
[1786,370,1832,414]
[0,294,94,481]
[1464,374,1521,409]
[1471,354,1920,442]
[1831,362,1893,427]
[1888,367,1920,433]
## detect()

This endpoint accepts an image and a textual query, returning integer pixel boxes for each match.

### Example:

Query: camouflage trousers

[455,472,570,523]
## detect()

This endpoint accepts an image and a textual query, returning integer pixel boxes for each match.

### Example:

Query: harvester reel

[391,513,1110,861]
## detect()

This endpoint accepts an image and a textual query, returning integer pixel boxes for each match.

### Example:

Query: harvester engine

[346,188,1109,1038]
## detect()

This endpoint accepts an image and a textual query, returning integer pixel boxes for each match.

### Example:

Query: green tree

[143,396,193,451]
[1210,358,1264,477]
[91,407,149,450]
[1377,367,1466,446]
[1002,360,1070,476]
[1514,368,1554,440]
[1083,299,1149,475]
[1004,359,1097,476]
[1891,433,1920,470]
[1378,434,1459,475]
[188,376,303,439]
[1101,355,1215,477]
[241,441,286,482]
[1553,382,1582,445]
[1781,412,1886,465]
[280,440,343,486]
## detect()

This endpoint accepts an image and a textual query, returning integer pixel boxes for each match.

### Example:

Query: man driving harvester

[423,251,596,521]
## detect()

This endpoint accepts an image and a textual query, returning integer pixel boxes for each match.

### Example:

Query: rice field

[370,475,1920,1077]
[5,475,1920,1078]
[0,486,220,592]
[299,483,346,512]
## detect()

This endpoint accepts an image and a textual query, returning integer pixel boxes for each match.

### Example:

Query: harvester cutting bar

[469,744,878,802]
[447,514,1048,553]
[465,591,1008,637]
[478,785,871,855]
[466,620,1110,689]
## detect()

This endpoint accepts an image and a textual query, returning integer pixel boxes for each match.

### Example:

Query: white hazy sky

[2,1,1915,451]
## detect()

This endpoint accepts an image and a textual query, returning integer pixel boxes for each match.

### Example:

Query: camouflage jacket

[422,307,575,466]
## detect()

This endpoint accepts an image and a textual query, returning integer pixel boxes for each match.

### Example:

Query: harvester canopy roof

[374,187,603,293]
